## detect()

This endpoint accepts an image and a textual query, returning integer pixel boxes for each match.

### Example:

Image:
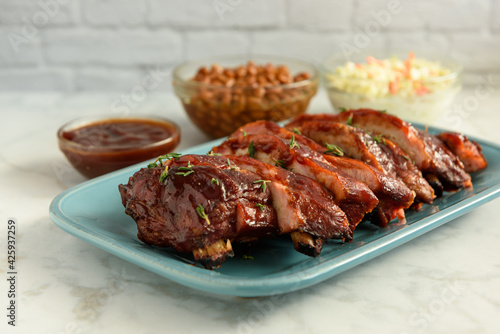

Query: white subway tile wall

[0,0,498,91]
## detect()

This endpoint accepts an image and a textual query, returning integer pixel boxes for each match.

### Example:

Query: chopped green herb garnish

[275,159,287,169]
[248,141,255,158]
[346,114,353,126]
[175,170,194,177]
[253,180,271,193]
[159,166,169,183]
[241,254,254,261]
[254,203,265,211]
[159,153,181,163]
[196,204,210,225]
[293,128,301,135]
[241,129,247,137]
[211,178,219,185]
[289,135,300,149]
[380,110,387,114]
[225,158,237,170]
[324,144,344,157]
[373,134,386,145]
[401,155,410,161]
[207,151,222,156]
[339,107,347,112]
[175,162,194,176]
[148,153,181,168]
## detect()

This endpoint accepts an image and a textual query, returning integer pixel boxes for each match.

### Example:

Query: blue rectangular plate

[50,126,500,297]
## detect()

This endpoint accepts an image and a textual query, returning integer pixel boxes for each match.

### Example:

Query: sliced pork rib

[231,121,415,226]
[438,132,487,173]
[174,154,352,242]
[287,110,472,192]
[416,129,472,191]
[289,121,387,171]
[225,155,351,253]
[289,120,434,204]
[377,138,435,205]
[119,161,271,268]
[212,133,379,231]
[119,154,351,268]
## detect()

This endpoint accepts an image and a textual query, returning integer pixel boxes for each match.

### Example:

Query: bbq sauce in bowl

[58,116,180,178]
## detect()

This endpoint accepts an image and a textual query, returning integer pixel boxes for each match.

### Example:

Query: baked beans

[179,61,318,138]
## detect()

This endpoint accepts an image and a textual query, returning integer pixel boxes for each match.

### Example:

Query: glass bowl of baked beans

[173,55,319,138]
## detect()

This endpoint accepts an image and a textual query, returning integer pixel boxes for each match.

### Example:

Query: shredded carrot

[415,86,430,95]
[404,52,415,79]
[389,77,400,94]
[366,56,384,66]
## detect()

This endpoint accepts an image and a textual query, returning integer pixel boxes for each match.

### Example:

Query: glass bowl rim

[172,54,320,91]
[57,114,181,153]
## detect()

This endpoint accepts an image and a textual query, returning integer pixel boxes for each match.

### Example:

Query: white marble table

[1,89,500,334]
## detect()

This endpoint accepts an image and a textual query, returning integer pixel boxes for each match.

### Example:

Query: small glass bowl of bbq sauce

[57,115,180,178]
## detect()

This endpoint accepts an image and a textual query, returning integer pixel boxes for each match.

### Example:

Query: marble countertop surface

[1,88,500,334]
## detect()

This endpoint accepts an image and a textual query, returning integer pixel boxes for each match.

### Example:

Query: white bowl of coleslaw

[321,51,462,124]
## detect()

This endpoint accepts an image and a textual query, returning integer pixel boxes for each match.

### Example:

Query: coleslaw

[325,52,457,99]
[322,52,462,123]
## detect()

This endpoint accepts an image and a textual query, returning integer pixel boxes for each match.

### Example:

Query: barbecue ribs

[119,154,351,268]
